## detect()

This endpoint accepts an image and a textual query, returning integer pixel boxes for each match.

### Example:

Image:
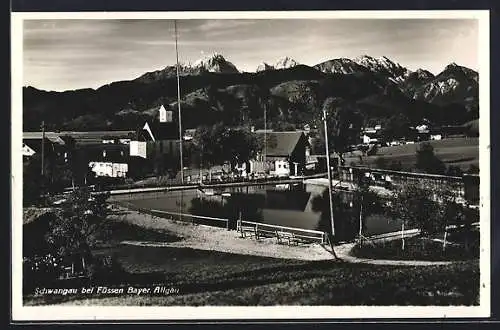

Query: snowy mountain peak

[274,57,300,70]
[192,52,239,73]
[256,62,274,72]
[353,54,410,83]
[313,58,368,75]
[255,57,300,72]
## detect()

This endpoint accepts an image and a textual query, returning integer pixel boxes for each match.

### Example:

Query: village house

[87,144,129,178]
[249,131,310,177]
[129,105,181,160]
[22,132,67,161]
[360,125,383,145]
[361,132,379,144]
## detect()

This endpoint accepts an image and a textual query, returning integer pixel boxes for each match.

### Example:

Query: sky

[23,18,479,92]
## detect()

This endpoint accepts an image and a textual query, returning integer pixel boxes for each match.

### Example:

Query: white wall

[129,141,147,158]
[89,162,128,178]
[430,134,442,140]
[273,160,290,177]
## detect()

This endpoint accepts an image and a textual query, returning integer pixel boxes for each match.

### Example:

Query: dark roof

[255,131,306,157]
[135,122,180,141]
[23,132,65,145]
[59,130,135,145]
[24,131,135,147]
[23,138,65,153]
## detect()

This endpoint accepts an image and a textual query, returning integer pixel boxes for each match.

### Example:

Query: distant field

[344,137,479,171]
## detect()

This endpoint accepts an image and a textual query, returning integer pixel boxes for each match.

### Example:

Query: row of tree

[313,179,477,250]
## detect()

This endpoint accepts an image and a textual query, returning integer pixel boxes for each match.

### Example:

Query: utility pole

[41,120,45,176]
[322,108,338,259]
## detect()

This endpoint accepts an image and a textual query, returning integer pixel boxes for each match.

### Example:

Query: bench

[239,225,259,239]
[275,230,298,245]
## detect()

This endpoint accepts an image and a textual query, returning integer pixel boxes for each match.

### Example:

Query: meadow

[344,137,479,170]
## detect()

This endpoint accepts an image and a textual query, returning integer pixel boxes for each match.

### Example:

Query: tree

[311,137,326,155]
[45,188,111,273]
[415,143,446,175]
[193,123,227,170]
[466,164,479,174]
[386,183,441,250]
[366,144,378,156]
[389,160,403,171]
[375,157,388,170]
[446,165,463,177]
[433,187,464,251]
[273,121,296,132]
[224,128,262,171]
[193,124,262,175]
[23,155,44,206]
[357,144,370,156]
[321,97,363,165]
[382,114,412,141]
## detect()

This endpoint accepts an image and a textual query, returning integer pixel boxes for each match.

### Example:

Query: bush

[86,255,127,283]
[366,144,378,156]
[389,160,403,171]
[466,164,479,174]
[351,234,479,261]
[23,254,64,291]
[415,143,446,175]
[375,157,388,169]
[446,165,463,177]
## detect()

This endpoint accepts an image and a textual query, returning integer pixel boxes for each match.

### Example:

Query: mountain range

[23,53,479,132]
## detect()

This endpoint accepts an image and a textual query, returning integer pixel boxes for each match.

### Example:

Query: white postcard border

[11,10,491,321]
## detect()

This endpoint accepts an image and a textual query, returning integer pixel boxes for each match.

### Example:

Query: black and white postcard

[11,10,491,321]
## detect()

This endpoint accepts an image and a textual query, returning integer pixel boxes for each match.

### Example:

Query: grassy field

[351,230,480,262]
[24,244,479,306]
[23,205,480,306]
[345,137,479,171]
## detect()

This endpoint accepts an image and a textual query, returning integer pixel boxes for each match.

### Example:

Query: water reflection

[128,182,401,238]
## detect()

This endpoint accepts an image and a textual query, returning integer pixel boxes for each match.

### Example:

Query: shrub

[389,160,403,171]
[375,157,388,170]
[415,143,446,175]
[446,165,463,177]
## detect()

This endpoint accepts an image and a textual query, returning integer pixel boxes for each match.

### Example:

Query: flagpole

[175,20,184,185]
[174,20,185,222]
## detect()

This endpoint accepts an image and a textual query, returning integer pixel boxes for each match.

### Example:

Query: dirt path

[111,208,335,261]
[111,207,454,266]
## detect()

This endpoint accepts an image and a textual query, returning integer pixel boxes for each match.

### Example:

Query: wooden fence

[114,200,327,244]
[237,219,326,244]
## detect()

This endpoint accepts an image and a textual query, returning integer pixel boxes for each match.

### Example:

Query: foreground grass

[351,231,479,262]
[24,245,479,306]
